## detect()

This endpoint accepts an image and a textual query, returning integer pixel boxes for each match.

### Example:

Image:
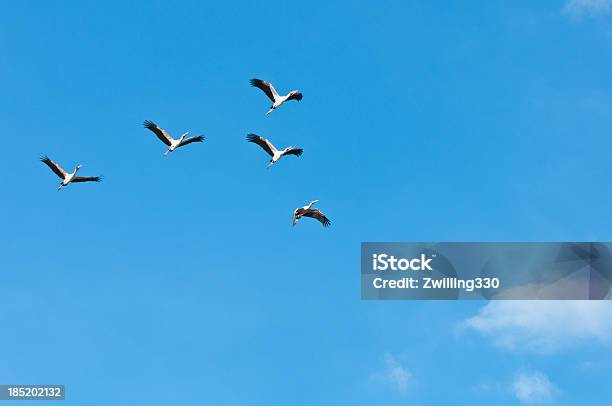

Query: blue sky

[2,0,612,404]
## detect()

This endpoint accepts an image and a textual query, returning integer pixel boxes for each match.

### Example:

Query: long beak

[163,150,170,156]
[266,162,274,169]
[265,108,273,116]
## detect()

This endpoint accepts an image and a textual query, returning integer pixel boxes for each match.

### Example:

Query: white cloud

[512,371,557,404]
[463,301,612,353]
[564,0,612,18]
[369,353,412,394]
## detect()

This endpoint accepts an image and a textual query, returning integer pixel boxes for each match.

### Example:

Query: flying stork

[292,200,331,227]
[249,78,303,115]
[144,120,205,156]
[40,156,102,191]
[247,134,303,168]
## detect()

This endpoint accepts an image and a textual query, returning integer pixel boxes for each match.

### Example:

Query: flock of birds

[40,79,331,228]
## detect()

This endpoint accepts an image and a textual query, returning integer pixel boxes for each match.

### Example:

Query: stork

[249,78,303,115]
[40,156,102,191]
[144,120,205,156]
[247,134,303,168]
[292,200,331,227]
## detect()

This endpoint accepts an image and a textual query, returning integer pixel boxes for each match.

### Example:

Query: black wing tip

[193,135,205,142]
[95,176,103,182]
[295,92,303,101]
[249,78,262,86]
[322,218,331,227]
[295,149,303,156]
[143,120,155,128]
[246,134,260,141]
[40,154,50,162]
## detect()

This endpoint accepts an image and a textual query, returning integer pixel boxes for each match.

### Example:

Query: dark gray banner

[361,242,612,300]
[0,385,65,400]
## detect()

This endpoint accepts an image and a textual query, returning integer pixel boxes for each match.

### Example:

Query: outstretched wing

[72,176,102,183]
[302,209,331,227]
[144,120,174,146]
[40,155,67,179]
[178,135,205,148]
[286,91,303,102]
[250,79,279,102]
[247,134,277,156]
[284,147,303,157]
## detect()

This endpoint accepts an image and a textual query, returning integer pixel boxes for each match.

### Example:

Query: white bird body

[165,133,189,156]
[62,166,80,185]
[272,150,285,163]
[250,79,303,115]
[268,92,302,115]
[246,134,303,168]
[271,94,288,108]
